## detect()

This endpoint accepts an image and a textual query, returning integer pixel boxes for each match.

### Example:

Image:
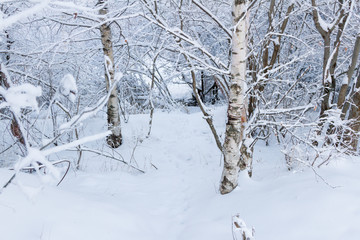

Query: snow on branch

[58,79,120,131]
[0,83,42,115]
[41,131,111,156]
[0,0,50,31]
[140,9,228,72]
[191,0,231,38]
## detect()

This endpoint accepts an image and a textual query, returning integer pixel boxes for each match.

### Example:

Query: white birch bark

[99,0,122,148]
[220,0,250,195]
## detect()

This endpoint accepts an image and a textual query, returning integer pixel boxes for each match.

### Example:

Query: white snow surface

[1,107,360,240]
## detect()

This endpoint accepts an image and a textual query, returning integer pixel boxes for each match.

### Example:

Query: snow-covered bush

[232,214,255,240]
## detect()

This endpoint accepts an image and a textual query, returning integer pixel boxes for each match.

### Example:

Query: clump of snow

[271,37,280,46]
[317,13,331,31]
[104,55,114,71]
[59,74,77,103]
[115,72,123,82]
[2,83,42,115]
[15,148,60,185]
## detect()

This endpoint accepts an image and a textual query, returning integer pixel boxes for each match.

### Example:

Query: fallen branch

[1,159,71,193]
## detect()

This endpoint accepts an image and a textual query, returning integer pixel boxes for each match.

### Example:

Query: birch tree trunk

[99,0,122,148]
[220,0,250,195]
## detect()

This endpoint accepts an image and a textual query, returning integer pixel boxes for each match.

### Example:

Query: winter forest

[0,0,360,239]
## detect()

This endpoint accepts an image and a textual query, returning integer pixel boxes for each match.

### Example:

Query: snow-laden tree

[0,1,140,174]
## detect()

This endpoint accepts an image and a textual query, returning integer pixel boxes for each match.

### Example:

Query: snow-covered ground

[1,107,360,240]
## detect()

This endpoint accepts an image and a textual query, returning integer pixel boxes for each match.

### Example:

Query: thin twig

[71,147,145,173]
[0,173,16,193]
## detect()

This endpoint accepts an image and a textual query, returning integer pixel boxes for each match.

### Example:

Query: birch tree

[220,0,250,195]
[98,0,122,148]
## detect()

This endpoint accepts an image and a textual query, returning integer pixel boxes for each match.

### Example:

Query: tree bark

[343,73,360,150]
[99,0,122,148]
[319,34,333,117]
[338,35,360,108]
[0,64,27,153]
[220,0,250,195]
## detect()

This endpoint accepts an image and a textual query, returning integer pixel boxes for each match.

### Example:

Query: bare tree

[248,0,294,118]
[338,35,360,109]
[311,0,349,117]
[339,35,360,150]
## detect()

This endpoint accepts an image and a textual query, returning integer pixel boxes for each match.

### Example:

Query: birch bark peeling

[99,0,122,148]
[220,0,249,195]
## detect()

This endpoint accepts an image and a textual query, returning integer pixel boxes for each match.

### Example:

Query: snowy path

[1,109,360,240]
